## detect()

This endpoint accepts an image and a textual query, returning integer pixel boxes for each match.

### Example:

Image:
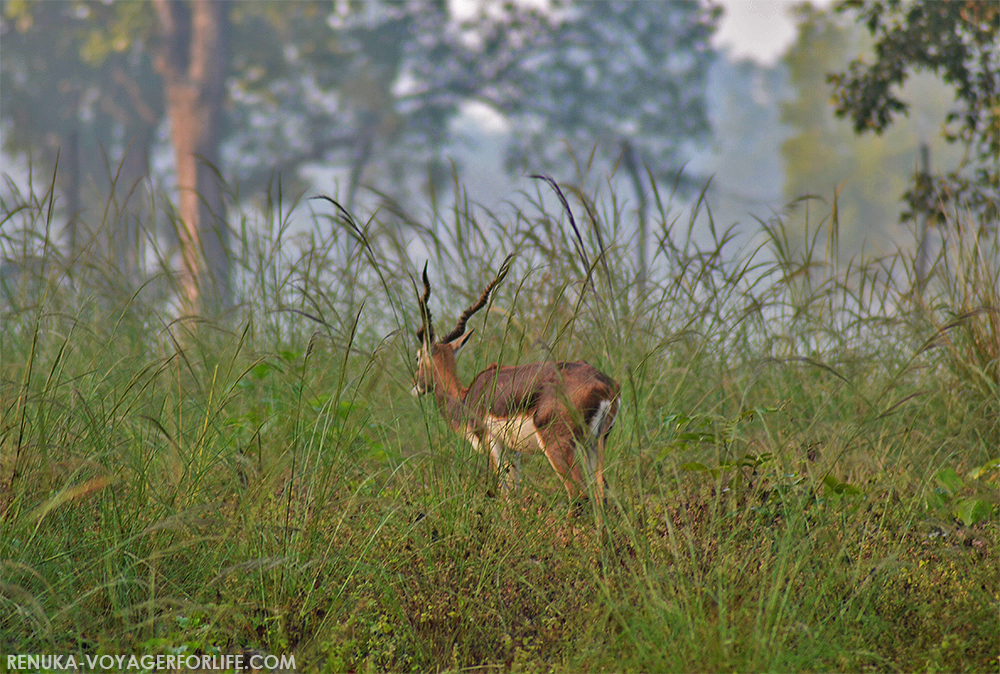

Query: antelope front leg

[582,437,606,507]
[488,440,520,495]
[508,450,522,491]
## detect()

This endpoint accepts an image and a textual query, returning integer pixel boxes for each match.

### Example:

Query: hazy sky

[713,0,833,65]
[453,0,833,67]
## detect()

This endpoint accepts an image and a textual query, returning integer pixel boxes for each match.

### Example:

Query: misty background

[0,0,983,315]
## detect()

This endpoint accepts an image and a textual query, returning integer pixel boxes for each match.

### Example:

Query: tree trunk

[56,82,82,261]
[110,129,154,285]
[153,0,231,315]
[64,124,81,260]
[915,144,931,293]
[621,140,648,294]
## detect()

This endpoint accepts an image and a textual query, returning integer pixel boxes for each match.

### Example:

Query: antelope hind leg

[535,426,586,502]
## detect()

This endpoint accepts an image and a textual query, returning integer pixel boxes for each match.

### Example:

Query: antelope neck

[431,383,482,435]
[429,350,466,399]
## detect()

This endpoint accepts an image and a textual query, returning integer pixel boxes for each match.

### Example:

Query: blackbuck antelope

[412,260,620,507]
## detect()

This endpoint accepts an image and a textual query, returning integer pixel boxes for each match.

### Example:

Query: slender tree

[151,0,230,314]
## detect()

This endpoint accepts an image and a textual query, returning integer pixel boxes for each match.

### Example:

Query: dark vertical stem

[621,140,647,294]
[64,103,81,259]
[915,143,931,292]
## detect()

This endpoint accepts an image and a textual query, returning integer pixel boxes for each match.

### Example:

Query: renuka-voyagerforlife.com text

[6,653,297,671]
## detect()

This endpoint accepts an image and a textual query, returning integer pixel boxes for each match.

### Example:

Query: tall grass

[0,167,997,672]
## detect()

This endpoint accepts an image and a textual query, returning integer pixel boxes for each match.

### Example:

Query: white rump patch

[589,399,614,437]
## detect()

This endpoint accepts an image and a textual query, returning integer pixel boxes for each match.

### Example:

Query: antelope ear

[448,329,474,357]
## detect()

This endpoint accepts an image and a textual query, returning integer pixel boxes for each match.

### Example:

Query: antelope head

[412,260,509,398]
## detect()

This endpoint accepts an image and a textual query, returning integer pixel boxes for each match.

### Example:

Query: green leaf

[680,462,720,478]
[934,468,964,496]
[677,431,715,443]
[925,491,948,510]
[956,499,994,526]
[968,458,1000,481]
[336,400,357,420]
[250,361,273,379]
[279,349,302,362]
[742,452,774,468]
[823,475,861,496]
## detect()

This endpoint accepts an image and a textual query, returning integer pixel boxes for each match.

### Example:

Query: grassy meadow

[1,173,998,673]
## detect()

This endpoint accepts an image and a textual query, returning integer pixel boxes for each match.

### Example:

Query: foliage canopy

[829,0,999,222]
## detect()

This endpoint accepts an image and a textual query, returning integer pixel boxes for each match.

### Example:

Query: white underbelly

[467,413,543,453]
